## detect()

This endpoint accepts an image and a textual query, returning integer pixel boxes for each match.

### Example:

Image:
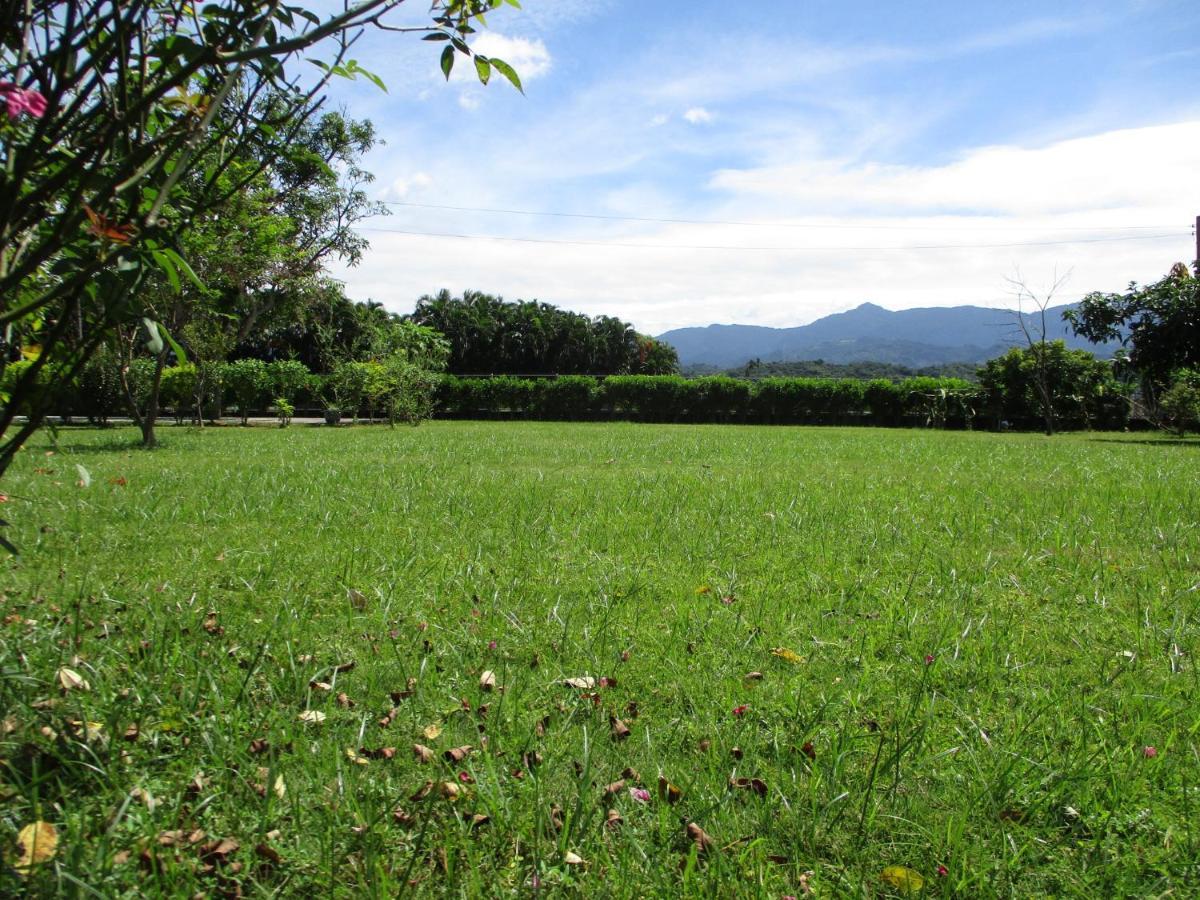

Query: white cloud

[683,106,714,125]
[380,172,433,201]
[457,91,481,111]
[450,33,552,83]
[335,121,1198,334]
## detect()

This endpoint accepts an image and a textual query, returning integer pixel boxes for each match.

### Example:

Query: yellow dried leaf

[345,748,370,766]
[881,865,925,894]
[563,850,585,866]
[563,676,596,690]
[298,710,326,724]
[770,647,804,664]
[57,667,89,691]
[13,821,57,875]
[273,774,286,799]
[422,722,442,740]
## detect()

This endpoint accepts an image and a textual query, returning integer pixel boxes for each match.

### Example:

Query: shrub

[267,360,311,403]
[222,358,270,425]
[1160,369,1200,433]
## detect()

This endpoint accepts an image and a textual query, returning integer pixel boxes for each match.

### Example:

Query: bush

[267,360,311,403]
[160,364,199,422]
[222,358,270,425]
[534,376,598,420]
[1160,369,1200,433]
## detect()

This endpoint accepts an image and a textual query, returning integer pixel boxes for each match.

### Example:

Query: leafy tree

[1159,369,1200,434]
[1066,263,1200,421]
[977,342,1127,431]
[0,0,523,548]
[222,358,270,425]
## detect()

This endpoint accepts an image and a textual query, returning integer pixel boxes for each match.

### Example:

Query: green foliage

[410,289,679,376]
[274,397,296,428]
[977,342,1128,431]
[1159,369,1200,434]
[266,360,311,403]
[160,364,200,423]
[222,358,270,425]
[1068,263,1200,404]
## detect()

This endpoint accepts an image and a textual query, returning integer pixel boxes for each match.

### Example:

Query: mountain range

[657,302,1121,369]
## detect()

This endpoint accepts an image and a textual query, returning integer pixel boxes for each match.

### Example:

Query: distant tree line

[408,289,679,376]
[684,359,981,381]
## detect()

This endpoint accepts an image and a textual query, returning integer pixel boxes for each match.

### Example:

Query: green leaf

[157,322,189,365]
[474,55,491,85]
[440,45,455,80]
[162,248,206,293]
[150,249,181,294]
[143,317,165,355]
[489,58,523,94]
[423,32,451,41]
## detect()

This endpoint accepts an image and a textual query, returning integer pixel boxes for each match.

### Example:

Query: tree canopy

[408,289,680,376]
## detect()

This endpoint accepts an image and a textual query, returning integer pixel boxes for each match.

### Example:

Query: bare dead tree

[1005,269,1072,436]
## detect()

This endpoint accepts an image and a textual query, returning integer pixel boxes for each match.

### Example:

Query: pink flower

[629,787,650,803]
[487,639,497,650]
[937,864,948,877]
[924,654,935,666]
[732,704,749,718]
[0,82,48,120]
[1143,745,1158,758]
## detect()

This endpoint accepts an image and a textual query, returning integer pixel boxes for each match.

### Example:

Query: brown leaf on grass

[730,746,743,760]
[249,739,269,755]
[186,773,208,796]
[112,849,132,865]
[122,723,140,742]
[801,741,816,760]
[604,779,626,796]
[658,775,682,804]
[698,739,711,753]
[412,744,435,764]
[470,813,490,830]
[390,677,418,703]
[766,854,789,865]
[254,843,282,865]
[379,707,399,728]
[522,751,543,770]
[13,821,58,875]
[480,670,496,692]
[310,681,332,692]
[743,671,764,683]
[686,822,715,854]
[610,717,631,741]
[438,781,461,801]
[56,667,89,692]
[202,612,223,636]
[297,710,326,724]
[998,807,1028,824]
[360,746,397,760]
[563,676,596,690]
[336,692,355,709]
[549,803,564,832]
[409,781,435,802]
[200,838,239,864]
[345,748,370,766]
[392,808,414,826]
[563,850,585,866]
[605,809,623,829]
[157,829,205,847]
[332,661,356,674]
[347,589,367,610]
[729,777,768,797]
[443,745,472,763]
[621,766,642,782]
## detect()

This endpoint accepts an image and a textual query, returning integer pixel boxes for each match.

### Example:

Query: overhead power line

[378,200,1178,232]
[354,225,1185,253]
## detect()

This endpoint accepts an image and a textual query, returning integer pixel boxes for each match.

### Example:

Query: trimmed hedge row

[437,374,985,428]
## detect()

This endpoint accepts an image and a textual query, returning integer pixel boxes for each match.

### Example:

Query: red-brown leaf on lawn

[379,707,399,728]
[801,741,816,760]
[248,739,269,755]
[157,829,206,847]
[361,746,397,760]
[698,739,711,753]
[686,822,716,853]
[549,803,564,832]
[605,808,623,829]
[122,723,140,742]
[731,746,743,760]
[729,776,768,797]
[199,838,239,861]
[202,612,223,636]
[604,779,626,796]
[480,670,496,692]
[409,781,434,802]
[332,661,356,674]
[393,808,414,826]
[412,744,435,763]
[443,745,472,763]
[621,766,642,782]
[254,843,282,865]
[522,751,543,770]
[766,854,789,865]
[336,692,355,709]
[624,700,639,718]
[390,677,418,703]
[610,717,631,741]
[470,813,490,830]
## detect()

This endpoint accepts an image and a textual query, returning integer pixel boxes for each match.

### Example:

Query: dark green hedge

[436,374,993,428]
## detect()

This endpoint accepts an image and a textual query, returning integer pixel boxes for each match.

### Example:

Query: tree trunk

[140,354,167,448]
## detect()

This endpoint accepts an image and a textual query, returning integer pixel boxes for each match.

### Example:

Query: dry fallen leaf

[310,681,332,692]
[347,588,367,610]
[610,717,631,741]
[470,813,490,829]
[412,744,435,764]
[605,809,623,829]
[771,647,804,664]
[409,781,435,802]
[336,692,355,709]
[658,775,683,804]
[480,670,496,692]
[345,748,370,766]
[298,710,326,725]
[563,850,585,866]
[422,722,443,741]
[56,667,89,692]
[563,676,596,690]
[443,745,472,763]
[439,781,461,801]
[686,822,715,854]
[13,821,58,875]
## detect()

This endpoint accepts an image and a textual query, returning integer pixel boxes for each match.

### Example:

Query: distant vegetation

[683,359,981,381]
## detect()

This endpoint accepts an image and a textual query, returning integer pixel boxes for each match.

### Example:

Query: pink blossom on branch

[0,82,48,120]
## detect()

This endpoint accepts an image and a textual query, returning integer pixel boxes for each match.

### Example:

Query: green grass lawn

[1,422,1198,897]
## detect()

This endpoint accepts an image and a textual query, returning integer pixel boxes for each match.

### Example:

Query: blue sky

[318,0,1200,334]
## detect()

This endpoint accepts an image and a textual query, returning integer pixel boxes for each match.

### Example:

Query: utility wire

[354,225,1185,253]
[377,200,1178,232]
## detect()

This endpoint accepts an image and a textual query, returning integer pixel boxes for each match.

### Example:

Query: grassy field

[1,421,1198,897]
